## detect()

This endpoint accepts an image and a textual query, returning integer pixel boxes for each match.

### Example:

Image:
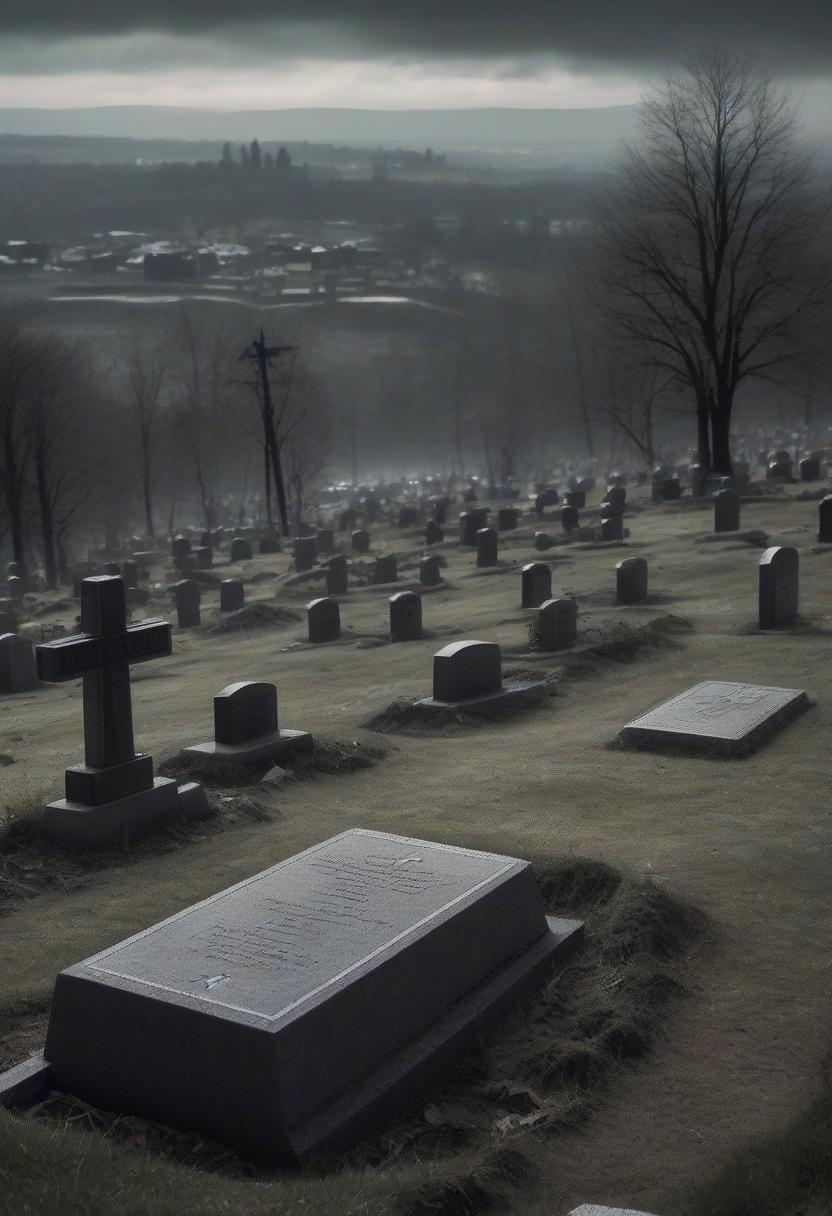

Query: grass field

[2,480,831,1215]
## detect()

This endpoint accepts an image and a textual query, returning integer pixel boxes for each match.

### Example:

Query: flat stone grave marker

[420,555,442,586]
[293,536,318,572]
[220,579,245,614]
[620,680,808,757]
[373,554,398,584]
[818,495,832,543]
[38,828,583,1162]
[476,527,498,567]
[534,599,577,650]
[390,591,423,642]
[616,557,648,604]
[230,537,253,562]
[185,680,312,767]
[714,488,741,533]
[326,554,349,595]
[174,579,201,628]
[0,633,38,693]
[759,546,798,629]
[418,640,544,711]
[425,520,444,545]
[569,1207,658,1216]
[351,529,370,553]
[307,596,341,643]
[35,576,205,847]
[522,562,552,608]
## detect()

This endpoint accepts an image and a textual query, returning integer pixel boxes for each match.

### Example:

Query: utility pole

[239,330,297,537]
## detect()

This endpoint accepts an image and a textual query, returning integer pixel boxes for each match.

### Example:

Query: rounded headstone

[616,557,648,604]
[419,555,442,587]
[307,596,341,643]
[389,591,423,642]
[220,578,245,614]
[714,488,741,533]
[476,527,498,568]
[351,529,370,553]
[521,562,552,608]
[230,537,253,562]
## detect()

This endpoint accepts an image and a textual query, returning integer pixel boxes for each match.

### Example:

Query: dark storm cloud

[1,2,831,72]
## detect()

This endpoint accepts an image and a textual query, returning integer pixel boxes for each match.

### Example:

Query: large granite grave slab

[42,829,582,1162]
[620,680,808,757]
[569,1207,658,1216]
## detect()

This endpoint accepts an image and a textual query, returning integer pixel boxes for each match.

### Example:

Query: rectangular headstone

[620,680,808,757]
[43,829,582,1162]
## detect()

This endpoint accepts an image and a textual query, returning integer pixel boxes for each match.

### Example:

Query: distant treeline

[0,159,598,259]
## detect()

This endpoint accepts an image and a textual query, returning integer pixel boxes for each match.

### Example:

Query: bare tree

[125,339,168,539]
[0,309,39,576]
[591,46,832,475]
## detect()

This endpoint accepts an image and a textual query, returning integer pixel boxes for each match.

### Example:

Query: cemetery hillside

[1,38,832,1216]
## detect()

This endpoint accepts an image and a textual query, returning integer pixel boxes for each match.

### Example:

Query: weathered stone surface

[818,496,832,543]
[535,599,577,650]
[293,536,318,572]
[0,633,38,693]
[43,828,583,1162]
[432,640,502,702]
[351,529,370,553]
[230,537,253,562]
[419,556,442,587]
[194,546,213,570]
[174,579,201,628]
[521,563,552,608]
[186,681,312,768]
[568,1206,658,1216]
[390,591,423,642]
[497,507,519,530]
[373,554,398,585]
[476,528,498,567]
[307,597,341,643]
[0,1054,54,1110]
[620,680,808,757]
[534,531,555,550]
[759,546,798,629]
[714,489,741,533]
[616,558,648,604]
[220,579,245,614]
[326,554,349,596]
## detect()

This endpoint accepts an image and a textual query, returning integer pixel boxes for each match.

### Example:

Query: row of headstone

[173,578,246,628]
[307,591,425,644]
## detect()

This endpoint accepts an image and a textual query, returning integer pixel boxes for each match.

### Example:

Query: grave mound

[207,603,301,633]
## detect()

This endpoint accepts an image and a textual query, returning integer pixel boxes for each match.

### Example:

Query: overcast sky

[0,3,830,110]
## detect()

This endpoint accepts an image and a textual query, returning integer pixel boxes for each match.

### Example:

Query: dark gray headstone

[616,557,648,604]
[230,537,253,562]
[759,546,798,629]
[621,680,808,757]
[42,828,583,1162]
[800,456,821,482]
[561,505,579,532]
[767,459,793,482]
[459,509,489,545]
[175,553,198,574]
[307,597,341,643]
[174,580,201,628]
[600,515,624,542]
[714,489,741,533]
[398,505,419,528]
[535,599,577,650]
[818,495,832,543]
[194,547,213,570]
[122,560,139,589]
[351,529,370,553]
[425,520,444,546]
[534,531,554,550]
[220,579,245,614]
[497,508,519,531]
[433,640,502,702]
[390,591,423,642]
[419,556,442,587]
[0,633,38,693]
[372,554,398,585]
[293,536,319,573]
[476,528,498,567]
[599,498,623,518]
[104,562,121,577]
[605,486,626,510]
[200,531,213,549]
[7,576,24,601]
[326,554,349,596]
[215,681,278,745]
[565,490,585,509]
[521,562,552,608]
[171,536,191,559]
[316,529,335,556]
[662,477,682,501]
[259,533,282,555]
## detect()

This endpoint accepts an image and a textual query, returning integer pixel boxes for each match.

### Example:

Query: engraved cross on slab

[36,576,171,771]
